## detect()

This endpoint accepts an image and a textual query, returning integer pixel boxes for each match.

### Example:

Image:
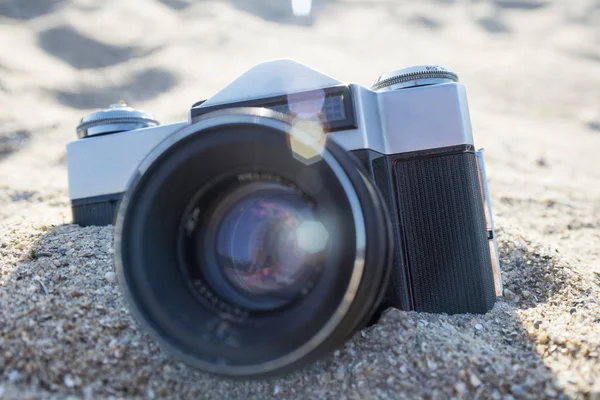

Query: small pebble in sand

[503,288,516,300]
[64,375,75,388]
[535,156,548,167]
[104,271,116,283]
[470,373,482,388]
[7,370,19,383]
[511,384,527,396]
[454,381,467,396]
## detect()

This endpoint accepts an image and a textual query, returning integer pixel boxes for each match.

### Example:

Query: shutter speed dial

[76,102,159,139]
[372,65,458,92]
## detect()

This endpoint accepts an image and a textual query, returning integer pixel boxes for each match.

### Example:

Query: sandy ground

[0,0,599,398]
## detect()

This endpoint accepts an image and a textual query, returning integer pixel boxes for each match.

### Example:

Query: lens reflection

[213,181,327,309]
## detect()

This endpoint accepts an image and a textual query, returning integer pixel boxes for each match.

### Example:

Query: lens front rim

[114,108,389,377]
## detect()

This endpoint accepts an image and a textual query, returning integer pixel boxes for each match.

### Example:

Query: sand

[0,0,599,398]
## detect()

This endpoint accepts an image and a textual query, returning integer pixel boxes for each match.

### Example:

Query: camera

[67,59,502,378]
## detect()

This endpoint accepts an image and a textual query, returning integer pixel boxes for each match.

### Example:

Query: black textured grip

[72,200,119,226]
[393,152,496,314]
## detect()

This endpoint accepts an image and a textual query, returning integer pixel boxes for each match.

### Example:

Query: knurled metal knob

[371,65,458,92]
[76,102,159,138]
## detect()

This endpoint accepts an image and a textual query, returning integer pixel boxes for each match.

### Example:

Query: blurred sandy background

[0,0,599,399]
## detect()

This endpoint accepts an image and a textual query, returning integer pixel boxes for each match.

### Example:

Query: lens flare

[289,116,326,165]
[288,89,325,119]
[296,220,329,254]
[291,0,312,17]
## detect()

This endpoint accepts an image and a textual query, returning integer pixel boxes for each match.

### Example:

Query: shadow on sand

[37,25,160,70]
[0,0,63,20]
[0,129,30,162]
[52,68,178,110]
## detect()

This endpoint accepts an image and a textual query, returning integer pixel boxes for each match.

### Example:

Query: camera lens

[115,109,392,378]
[194,180,327,311]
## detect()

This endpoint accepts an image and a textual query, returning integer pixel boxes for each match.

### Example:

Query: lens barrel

[115,108,392,378]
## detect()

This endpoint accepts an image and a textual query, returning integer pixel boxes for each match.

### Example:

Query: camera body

[68,59,502,316]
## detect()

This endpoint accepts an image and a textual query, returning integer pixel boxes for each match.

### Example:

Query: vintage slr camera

[67,59,502,378]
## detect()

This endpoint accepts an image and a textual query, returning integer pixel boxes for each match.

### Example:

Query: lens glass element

[207,181,329,310]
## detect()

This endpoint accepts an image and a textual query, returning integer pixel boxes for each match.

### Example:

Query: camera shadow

[1,221,597,398]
